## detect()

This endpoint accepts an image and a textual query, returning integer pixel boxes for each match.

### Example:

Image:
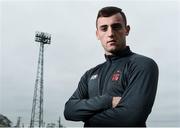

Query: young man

[64,6,159,127]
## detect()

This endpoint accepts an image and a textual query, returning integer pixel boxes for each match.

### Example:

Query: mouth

[107,40,116,44]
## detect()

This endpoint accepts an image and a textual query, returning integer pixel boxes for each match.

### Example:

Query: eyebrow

[99,25,108,29]
[99,23,123,28]
[111,23,123,27]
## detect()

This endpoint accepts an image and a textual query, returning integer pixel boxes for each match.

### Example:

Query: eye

[101,27,107,32]
[111,23,123,31]
[100,25,108,32]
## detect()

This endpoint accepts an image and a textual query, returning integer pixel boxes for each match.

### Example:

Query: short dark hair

[96,6,127,28]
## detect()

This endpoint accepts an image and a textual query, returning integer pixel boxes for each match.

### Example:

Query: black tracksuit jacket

[64,47,159,127]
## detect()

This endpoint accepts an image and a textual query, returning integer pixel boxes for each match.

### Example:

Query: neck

[105,46,127,56]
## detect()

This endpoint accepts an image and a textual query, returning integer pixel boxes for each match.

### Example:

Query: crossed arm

[64,60,158,126]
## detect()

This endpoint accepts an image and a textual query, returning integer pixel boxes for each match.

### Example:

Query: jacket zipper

[98,60,112,95]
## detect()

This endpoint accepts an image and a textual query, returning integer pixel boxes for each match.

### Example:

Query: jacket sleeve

[64,71,112,122]
[85,59,159,126]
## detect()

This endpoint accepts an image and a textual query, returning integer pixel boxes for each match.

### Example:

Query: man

[64,6,158,127]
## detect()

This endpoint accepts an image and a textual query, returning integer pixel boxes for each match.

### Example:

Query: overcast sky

[1,0,180,127]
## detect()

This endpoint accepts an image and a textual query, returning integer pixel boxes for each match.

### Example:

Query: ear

[96,29,100,40]
[125,25,130,36]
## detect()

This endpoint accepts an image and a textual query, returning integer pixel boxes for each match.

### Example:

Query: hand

[112,96,121,108]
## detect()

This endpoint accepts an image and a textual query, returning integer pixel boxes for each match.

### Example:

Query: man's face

[96,13,130,55]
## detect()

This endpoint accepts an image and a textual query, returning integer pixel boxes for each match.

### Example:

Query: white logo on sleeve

[90,74,98,80]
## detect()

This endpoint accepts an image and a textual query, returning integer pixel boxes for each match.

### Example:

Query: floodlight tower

[30,31,51,128]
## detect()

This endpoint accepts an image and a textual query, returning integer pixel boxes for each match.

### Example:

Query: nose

[107,27,114,37]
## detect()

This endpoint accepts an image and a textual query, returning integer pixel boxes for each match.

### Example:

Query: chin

[108,47,118,52]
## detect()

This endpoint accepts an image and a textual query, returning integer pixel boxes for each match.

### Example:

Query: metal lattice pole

[30,31,51,128]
